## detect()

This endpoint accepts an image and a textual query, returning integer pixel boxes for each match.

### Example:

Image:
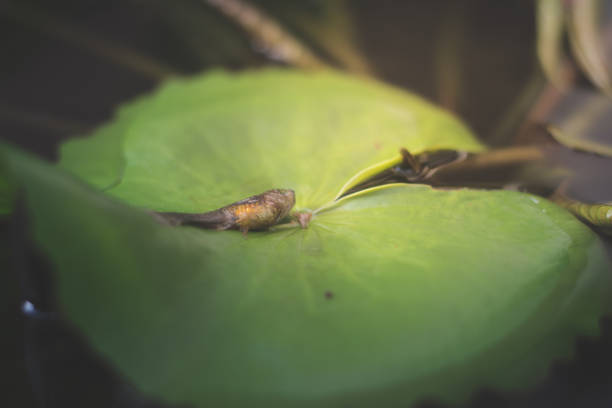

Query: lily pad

[4,146,611,407]
[6,69,612,407]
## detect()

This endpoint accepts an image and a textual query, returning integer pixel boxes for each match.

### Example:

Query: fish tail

[153,210,234,230]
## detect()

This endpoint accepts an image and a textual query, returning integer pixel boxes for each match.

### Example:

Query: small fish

[155,189,295,235]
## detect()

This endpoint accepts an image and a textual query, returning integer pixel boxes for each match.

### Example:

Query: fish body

[156,189,295,234]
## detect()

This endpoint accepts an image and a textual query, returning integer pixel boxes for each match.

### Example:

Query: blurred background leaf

[567,0,612,96]
[537,0,567,88]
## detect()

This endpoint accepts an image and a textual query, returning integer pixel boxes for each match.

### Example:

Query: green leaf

[59,69,484,211]
[4,145,611,407]
[12,69,611,406]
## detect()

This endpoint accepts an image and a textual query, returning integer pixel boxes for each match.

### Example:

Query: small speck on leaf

[324,291,334,300]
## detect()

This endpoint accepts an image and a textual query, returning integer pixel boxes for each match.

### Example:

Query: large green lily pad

[5,69,612,407]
